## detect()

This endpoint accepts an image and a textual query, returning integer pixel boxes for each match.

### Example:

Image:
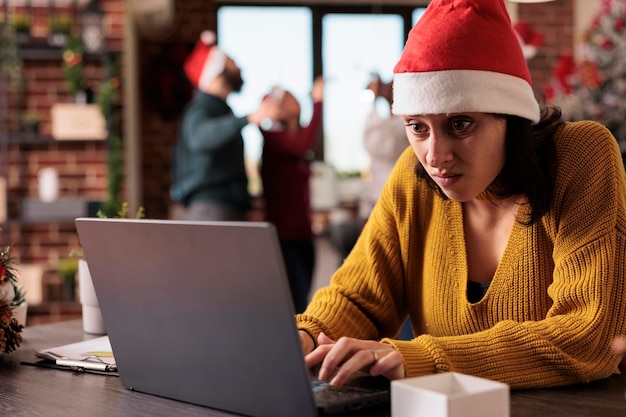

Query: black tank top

[467,280,491,303]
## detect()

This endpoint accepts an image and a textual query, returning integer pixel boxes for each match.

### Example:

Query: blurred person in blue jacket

[171,30,277,221]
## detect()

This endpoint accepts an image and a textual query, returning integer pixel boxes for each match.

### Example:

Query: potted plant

[10,13,31,45]
[20,111,41,134]
[57,257,78,302]
[48,15,72,47]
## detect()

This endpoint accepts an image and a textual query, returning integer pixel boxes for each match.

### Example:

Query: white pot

[38,167,60,202]
[78,259,106,335]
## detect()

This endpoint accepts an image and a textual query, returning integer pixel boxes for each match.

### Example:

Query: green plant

[97,54,125,218]
[57,258,78,283]
[21,111,41,125]
[10,13,31,34]
[0,244,26,306]
[49,15,72,35]
[62,35,84,94]
[0,20,24,94]
[97,201,145,220]
[0,236,24,353]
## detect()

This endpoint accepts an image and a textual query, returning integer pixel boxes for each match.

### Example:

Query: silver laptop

[75,218,389,417]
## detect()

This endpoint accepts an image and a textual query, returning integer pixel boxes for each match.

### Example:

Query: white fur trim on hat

[392,0,540,123]
[198,47,227,91]
[392,70,540,123]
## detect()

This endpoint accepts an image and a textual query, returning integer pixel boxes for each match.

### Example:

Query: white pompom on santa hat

[184,30,227,91]
[392,0,540,123]
[514,21,545,60]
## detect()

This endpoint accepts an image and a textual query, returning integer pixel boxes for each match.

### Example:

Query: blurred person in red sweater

[259,77,324,313]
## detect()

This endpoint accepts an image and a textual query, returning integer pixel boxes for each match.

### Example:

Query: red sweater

[260,102,323,240]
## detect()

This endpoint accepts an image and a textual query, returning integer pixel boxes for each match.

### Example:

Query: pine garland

[0,20,24,95]
[62,35,84,95]
[0,244,26,306]
[0,241,24,354]
[0,302,23,354]
[98,54,123,218]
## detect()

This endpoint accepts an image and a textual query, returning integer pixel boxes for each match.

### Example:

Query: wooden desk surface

[1,320,625,417]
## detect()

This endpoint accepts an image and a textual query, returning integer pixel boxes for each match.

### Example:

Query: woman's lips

[432,173,461,188]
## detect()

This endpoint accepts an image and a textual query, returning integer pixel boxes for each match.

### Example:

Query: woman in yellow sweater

[296,0,626,389]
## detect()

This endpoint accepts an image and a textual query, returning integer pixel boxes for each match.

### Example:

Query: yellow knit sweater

[296,121,626,389]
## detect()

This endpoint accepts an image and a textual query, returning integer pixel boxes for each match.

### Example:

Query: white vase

[78,259,106,335]
[38,167,60,203]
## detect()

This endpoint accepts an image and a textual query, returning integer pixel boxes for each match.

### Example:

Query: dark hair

[414,106,564,225]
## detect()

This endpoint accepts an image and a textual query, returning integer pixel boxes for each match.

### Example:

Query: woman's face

[279,92,301,122]
[403,113,507,202]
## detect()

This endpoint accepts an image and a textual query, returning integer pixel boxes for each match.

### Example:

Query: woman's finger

[305,342,333,369]
[329,348,379,386]
[370,349,406,380]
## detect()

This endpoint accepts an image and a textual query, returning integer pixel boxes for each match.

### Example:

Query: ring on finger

[370,349,378,362]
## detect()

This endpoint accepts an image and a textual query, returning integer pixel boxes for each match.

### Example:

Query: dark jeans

[280,239,315,314]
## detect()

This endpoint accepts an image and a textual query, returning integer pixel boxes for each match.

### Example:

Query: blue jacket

[170,90,251,209]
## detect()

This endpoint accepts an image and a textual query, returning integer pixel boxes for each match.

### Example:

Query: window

[217,5,425,188]
[217,6,312,194]
[322,13,404,172]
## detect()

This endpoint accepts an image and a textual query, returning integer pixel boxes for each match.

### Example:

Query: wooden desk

[1,320,625,417]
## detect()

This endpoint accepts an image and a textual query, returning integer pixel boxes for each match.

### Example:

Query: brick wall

[1,0,124,301]
[519,0,574,101]
[137,1,217,220]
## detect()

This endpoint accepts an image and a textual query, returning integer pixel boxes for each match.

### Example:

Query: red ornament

[580,61,603,89]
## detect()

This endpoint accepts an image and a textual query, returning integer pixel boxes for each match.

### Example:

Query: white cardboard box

[391,372,510,417]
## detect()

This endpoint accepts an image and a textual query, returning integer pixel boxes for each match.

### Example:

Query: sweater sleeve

[184,105,249,153]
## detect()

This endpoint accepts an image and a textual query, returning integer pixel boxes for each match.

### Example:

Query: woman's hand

[299,330,316,355]
[305,332,405,386]
[248,96,281,126]
[311,76,324,103]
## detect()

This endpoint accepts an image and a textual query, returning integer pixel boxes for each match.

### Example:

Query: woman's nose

[426,135,452,167]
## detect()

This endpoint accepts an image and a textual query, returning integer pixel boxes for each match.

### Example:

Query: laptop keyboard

[312,378,376,399]
[310,377,390,413]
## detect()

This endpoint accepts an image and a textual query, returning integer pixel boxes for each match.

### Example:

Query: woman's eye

[407,123,424,134]
[451,120,471,131]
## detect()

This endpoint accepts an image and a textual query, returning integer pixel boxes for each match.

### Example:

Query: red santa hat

[184,31,227,90]
[514,21,545,60]
[392,0,540,123]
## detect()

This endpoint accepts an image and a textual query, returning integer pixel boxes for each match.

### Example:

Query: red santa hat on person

[184,31,227,91]
[392,0,540,123]
[514,21,545,60]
